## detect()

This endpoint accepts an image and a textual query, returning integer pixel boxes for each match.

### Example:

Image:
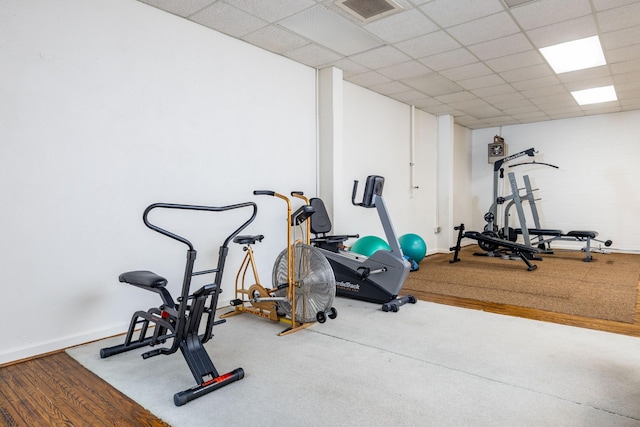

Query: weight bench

[515,228,612,262]
[450,224,541,271]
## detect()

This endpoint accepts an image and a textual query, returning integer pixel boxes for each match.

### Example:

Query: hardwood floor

[2,287,639,426]
[0,351,169,426]
[417,283,640,337]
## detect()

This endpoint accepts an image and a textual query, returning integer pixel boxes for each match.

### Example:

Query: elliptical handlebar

[352,175,385,208]
[351,180,360,206]
[142,202,258,250]
[253,190,275,197]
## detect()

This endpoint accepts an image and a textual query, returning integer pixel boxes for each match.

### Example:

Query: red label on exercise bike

[161,310,170,319]
[202,372,233,387]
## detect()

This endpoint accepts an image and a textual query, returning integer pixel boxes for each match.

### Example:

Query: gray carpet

[67,298,640,426]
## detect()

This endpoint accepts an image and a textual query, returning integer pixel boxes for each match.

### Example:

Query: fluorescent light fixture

[571,85,617,105]
[539,36,606,74]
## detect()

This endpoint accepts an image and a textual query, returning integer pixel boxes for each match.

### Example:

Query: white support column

[436,115,455,251]
[317,67,344,223]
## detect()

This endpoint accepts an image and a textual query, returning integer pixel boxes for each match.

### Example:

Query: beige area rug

[405,246,640,323]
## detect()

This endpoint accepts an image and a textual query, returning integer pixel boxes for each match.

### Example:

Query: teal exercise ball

[350,236,390,257]
[399,233,427,263]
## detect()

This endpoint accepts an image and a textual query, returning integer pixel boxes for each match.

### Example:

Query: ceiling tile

[447,12,520,45]
[226,0,315,21]
[346,71,392,87]
[278,5,384,56]
[606,44,640,63]
[243,25,309,53]
[511,75,561,91]
[620,97,640,108]
[472,84,519,98]
[611,59,640,73]
[511,111,549,121]
[509,0,592,30]
[564,79,615,94]
[435,91,479,103]
[350,45,411,68]
[377,60,432,79]
[547,111,584,120]
[364,8,439,43]
[402,73,465,96]
[448,98,491,109]
[519,85,566,98]
[556,66,611,84]
[190,2,266,37]
[439,62,492,81]
[601,25,640,50]
[419,0,505,28]
[498,102,537,112]
[485,50,544,72]
[392,90,433,103]
[139,0,214,17]
[591,0,638,11]
[458,104,504,119]
[328,58,370,76]
[283,43,343,67]
[499,64,554,83]
[395,31,461,58]
[526,15,598,48]
[457,74,506,90]
[468,33,534,60]
[418,48,479,71]
[597,3,640,32]
[412,97,443,108]
[529,93,576,106]
[369,80,413,95]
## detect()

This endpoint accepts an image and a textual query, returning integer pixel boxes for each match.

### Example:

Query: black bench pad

[119,270,167,288]
[515,228,563,236]
[565,230,597,238]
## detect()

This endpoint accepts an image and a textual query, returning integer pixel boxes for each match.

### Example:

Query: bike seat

[119,270,167,288]
[233,235,264,245]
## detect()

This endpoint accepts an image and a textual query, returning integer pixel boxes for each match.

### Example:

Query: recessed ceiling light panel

[278,5,384,56]
[539,36,606,74]
[571,85,617,105]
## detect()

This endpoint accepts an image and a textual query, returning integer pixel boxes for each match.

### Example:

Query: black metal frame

[450,223,541,271]
[100,201,257,406]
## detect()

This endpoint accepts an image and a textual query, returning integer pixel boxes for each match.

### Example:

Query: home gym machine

[307,175,416,312]
[484,150,612,262]
[450,223,541,271]
[221,190,337,335]
[100,201,256,406]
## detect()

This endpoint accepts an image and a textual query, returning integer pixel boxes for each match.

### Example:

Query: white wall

[471,111,640,252]
[1,0,317,363]
[334,82,439,254]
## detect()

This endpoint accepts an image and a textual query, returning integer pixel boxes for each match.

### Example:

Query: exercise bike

[100,201,256,406]
[307,175,416,312]
[221,191,337,335]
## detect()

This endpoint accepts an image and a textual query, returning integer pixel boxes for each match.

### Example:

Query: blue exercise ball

[350,236,390,257]
[399,233,427,263]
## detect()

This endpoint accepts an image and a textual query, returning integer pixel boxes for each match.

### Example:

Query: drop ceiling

[137,0,640,129]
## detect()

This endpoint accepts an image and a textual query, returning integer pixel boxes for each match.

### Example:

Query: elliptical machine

[100,201,255,406]
[308,175,415,312]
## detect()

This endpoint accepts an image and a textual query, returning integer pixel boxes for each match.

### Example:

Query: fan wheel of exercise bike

[272,242,336,323]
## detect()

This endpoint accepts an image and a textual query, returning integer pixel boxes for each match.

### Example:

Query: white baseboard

[1,323,128,366]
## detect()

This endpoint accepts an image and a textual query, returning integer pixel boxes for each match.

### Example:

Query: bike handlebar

[142,202,258,251]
